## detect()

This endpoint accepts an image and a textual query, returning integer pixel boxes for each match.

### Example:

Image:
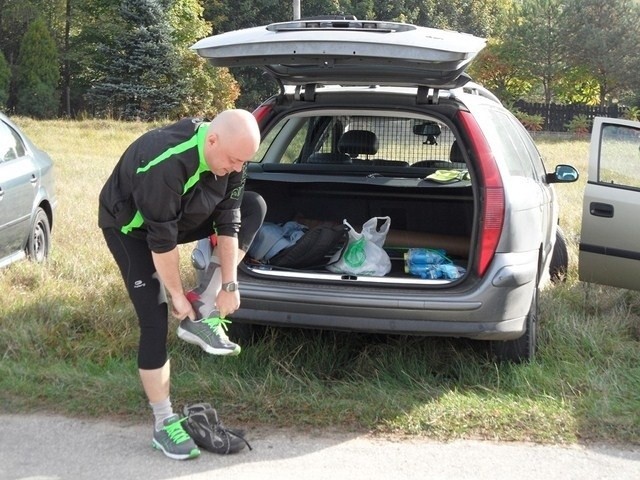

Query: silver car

[579,117,640,291]
[0,113,56,268]
[192,17,628,363]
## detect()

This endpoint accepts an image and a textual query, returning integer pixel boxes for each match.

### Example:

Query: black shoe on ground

[183,403,252,454]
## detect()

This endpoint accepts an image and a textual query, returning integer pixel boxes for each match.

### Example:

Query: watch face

[223,281,238,292]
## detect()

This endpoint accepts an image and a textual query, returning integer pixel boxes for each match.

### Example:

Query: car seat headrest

[338,130,379,157]
[450,141,465,164]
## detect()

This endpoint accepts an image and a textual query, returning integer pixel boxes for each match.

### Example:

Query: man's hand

[151,248,196,320]
[216,290,240,319]
[171,292,197,320]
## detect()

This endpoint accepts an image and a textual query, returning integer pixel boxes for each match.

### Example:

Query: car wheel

[549,227,568,283]
[489,286,538,363]
[26,207,51,263]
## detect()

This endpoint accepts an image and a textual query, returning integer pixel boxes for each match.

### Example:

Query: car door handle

[589,202,614,218]
[30,174,38,185]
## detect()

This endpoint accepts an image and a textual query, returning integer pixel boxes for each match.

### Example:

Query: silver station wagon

[192,17,638,362]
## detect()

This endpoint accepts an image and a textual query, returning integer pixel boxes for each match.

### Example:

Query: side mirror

[547,164,579,183]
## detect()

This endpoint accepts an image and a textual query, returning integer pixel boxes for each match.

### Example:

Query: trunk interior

[242,170,475,284]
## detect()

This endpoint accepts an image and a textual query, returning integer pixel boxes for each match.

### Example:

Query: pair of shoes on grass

[152,404,251,460]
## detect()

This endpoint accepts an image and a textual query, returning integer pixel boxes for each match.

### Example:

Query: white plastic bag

[327,217,391,276]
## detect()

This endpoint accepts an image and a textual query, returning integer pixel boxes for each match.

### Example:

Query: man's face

[205,133,253,176]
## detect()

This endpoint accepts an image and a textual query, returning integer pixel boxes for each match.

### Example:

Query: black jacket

[98,118,245,253]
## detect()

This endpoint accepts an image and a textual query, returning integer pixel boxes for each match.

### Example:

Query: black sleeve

[129,144,188,253]
[211,163,247,238]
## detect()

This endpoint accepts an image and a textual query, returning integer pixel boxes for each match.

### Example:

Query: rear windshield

[255,113,465,169]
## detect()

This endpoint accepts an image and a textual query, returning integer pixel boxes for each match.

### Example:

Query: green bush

[564,114,591,135]
[513,110,545,132]
[622,106,640,121]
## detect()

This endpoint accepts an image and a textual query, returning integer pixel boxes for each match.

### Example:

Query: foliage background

[1,0,639,120]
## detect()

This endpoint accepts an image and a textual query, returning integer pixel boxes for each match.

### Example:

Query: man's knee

[241,191,267,222]
[239,191,267,251]
[138,324,169,369]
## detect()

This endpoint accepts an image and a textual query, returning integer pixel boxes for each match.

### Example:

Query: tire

[26,207,51,263]
[549,227,568,283]
[489,286,538,363]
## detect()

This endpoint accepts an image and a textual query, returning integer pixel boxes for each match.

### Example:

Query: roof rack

[453,82,502,105]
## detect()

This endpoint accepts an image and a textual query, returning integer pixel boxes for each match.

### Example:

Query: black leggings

[102,191,266,369]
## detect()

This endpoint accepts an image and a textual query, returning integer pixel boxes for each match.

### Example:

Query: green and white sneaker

[152,414,200,460]
[177,317,241,356]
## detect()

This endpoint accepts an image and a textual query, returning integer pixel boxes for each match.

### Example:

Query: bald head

[209,109,260,156]
[203,109,261,175]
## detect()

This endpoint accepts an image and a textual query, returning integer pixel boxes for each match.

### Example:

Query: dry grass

[0,122,638,444]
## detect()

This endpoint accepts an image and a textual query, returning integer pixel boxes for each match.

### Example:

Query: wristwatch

[221,281,239,292]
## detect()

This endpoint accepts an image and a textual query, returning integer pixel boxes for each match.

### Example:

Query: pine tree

[88,0,187,120]
[15,17,60,118]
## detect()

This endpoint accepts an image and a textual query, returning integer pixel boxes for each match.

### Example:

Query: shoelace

[188,411,253,453]
[203,317,232,333]
[164,417,192,444]
[216,425,253,453]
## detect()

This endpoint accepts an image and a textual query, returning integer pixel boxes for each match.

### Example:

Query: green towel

[426,169,470,183]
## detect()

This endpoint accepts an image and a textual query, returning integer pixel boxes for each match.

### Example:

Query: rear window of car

[0,120,26,162]
[255,113,464,167]
[473,108,537,179]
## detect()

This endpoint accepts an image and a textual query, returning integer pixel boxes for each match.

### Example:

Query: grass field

[1,119,638,444]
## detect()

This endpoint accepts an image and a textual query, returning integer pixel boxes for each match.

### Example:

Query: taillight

[456,111,505,277]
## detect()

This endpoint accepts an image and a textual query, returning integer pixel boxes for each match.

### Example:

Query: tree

[203,0,290,110]
[1,1,46,110]
[87,0,187,120]
[167,0,239,118]
[15,17,60,118]
[553,66,600,106]
[0,1,40,66]
[61,0,72,116]
[68,0,129,116]
[412,0,512,37]
[499,0,567,107]
[562,0,640,106]
[0,50,10,109]
[467,39,533,105]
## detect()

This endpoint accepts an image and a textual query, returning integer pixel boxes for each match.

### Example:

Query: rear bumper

[234,304,527,340]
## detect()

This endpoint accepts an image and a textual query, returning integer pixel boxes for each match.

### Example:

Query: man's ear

[207,132,218,148]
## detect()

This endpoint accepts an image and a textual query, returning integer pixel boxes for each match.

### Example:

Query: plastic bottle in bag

[405,263,462,279]
[403,248,449,265]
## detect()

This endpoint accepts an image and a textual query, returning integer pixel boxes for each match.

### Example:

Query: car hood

[191,19,486,89]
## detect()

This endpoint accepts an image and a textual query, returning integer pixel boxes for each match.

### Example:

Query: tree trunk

[63,0,71,117]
